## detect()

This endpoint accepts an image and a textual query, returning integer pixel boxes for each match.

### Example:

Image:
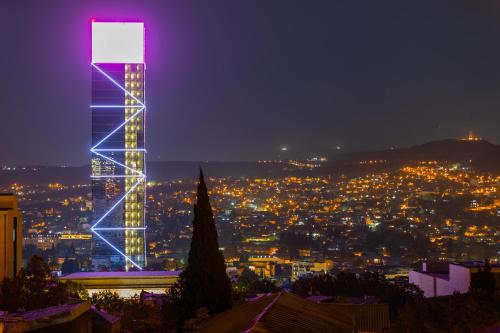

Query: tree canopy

[172,169,233,327]
[291,271,422,318]
[0,255,87,312]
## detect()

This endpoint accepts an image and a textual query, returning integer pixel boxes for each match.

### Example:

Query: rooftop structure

[61,270,180,298]
[409,261,500,298]
[198,292,390,333]
[92,307,121,333]
[0,301,92,333]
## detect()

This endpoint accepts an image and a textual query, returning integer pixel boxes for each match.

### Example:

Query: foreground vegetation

[0,255,86,312]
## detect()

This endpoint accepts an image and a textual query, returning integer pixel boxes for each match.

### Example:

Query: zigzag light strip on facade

[91,63,144,105]
[92,230,142,270]
[90,176,143,230]
[90,62,145,270]
[90,105,144,108]
[93,149,146,152]
[90,106,145,152]
[92,150,144,177]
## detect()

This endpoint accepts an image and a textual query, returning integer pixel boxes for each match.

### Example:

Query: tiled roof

[91,307,121,324]
[322,303,390,333]
[0,301,91,332]
[12,302,88,322]
[199,292,361,333]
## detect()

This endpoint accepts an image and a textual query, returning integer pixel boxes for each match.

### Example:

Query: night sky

[1,1,500,166]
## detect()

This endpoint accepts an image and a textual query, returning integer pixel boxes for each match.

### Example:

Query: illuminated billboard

[92,22,144,63]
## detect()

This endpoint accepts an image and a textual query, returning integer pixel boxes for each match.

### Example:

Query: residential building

[409,261,500,297]
[0,193,22,281]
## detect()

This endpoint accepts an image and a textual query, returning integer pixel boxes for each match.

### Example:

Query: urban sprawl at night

[1,1,500,332]
[5,157,499,279]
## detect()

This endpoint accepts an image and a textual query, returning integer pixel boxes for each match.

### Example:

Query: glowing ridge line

[91,107,144,151]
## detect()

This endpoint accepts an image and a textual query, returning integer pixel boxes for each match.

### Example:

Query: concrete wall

[410,263,473,298]
[409,271,436,297]
[449,264,471,294]
[435,277,454,297]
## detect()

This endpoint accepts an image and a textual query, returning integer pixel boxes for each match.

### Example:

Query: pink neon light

[89,18,146,64]
[92,22,144,63]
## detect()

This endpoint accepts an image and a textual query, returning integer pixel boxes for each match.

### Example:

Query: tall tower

[90,21,146,271]
[0,193,22,281]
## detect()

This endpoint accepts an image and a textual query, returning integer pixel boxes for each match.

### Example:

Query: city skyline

[1,0,500,166]
[0,2,499,331]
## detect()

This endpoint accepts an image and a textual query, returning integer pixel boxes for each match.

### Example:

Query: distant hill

[1,139,498,187]
[0,161,291,186]
[0,165,90,186]
[330,139,500,172]
[147,161,288,181]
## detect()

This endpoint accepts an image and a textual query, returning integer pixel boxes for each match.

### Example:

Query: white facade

[409,262,497,298]
[92,22,144,63]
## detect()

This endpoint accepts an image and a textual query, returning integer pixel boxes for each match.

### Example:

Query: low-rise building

[61,270,180,298]
[0,193,22,281]
[0,301,121,333]
[409,261,500,297]
[291,260,333,281]
[0,301,92,333]
[198,292,390,333]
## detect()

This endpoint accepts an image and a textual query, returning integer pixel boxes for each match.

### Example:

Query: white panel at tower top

[92,22,144,64]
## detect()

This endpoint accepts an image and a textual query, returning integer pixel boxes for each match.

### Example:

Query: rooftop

[420,273,450,281]
[62,270,181,279]
[452,261,500,268]
[0,301,90,332]
[91,307,121,325]
[199,292,390,333]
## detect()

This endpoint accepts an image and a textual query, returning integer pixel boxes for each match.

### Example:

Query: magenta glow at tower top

[91,22,144,64]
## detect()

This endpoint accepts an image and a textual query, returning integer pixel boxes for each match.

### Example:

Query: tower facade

[0,193,22,281]
[91,22,146,270]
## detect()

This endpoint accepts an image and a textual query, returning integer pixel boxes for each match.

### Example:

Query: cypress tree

[179,169,232,320]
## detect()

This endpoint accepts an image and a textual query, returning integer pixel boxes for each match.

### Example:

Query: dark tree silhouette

[291,271,423,319]
[234,267,279,297]
[0,255,86,312]
[25,255,53,310]
[178,169,232,321]
[393,291,500,333]
[471,260,497,293]
[61,258,80,275]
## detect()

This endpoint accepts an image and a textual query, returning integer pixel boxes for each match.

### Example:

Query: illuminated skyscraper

[91,22,146,270]
[0,193,22,281]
